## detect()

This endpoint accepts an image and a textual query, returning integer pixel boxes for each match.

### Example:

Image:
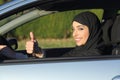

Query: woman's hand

[26,32,35,54]
[0,45,7,50]
[25,32,44,58]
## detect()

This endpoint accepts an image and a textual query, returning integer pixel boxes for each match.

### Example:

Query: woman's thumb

[30,32,35,41]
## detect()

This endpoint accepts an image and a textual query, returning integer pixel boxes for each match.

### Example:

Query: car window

[5,8,103,50]
[0,5,105,61]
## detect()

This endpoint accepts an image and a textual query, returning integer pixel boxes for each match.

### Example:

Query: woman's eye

[78,28,84,30]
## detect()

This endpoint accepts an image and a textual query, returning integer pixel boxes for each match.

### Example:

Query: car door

[1,56,120,80]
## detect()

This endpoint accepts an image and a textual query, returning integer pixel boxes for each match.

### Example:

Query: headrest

[102,19,114,45]
[111,15,120,44]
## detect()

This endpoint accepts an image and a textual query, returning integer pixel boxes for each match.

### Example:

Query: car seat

[101,9,118,55]
[111,15,120,55]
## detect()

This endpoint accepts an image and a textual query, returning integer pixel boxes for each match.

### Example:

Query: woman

[26,11,106,57]
[63,11,104,57]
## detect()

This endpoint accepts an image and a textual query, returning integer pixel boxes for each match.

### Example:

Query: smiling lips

[74,38,82,43]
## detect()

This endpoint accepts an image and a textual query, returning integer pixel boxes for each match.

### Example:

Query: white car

[0,0,120,80]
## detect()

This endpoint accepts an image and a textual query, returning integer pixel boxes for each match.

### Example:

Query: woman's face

[72,21,89,46]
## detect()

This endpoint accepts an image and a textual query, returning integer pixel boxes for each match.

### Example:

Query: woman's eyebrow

[76,25,85,28]
[72,25,85,28]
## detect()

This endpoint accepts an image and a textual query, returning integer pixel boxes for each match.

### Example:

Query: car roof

[0,0,120,20]
[37,0,120,10]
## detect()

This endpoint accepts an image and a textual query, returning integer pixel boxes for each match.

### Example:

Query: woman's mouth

[75,38,81,43]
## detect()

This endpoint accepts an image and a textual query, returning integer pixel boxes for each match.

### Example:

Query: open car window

[0,8,104,48]
[0,7,104,59]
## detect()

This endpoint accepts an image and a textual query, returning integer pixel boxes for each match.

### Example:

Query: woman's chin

[76,43,82,46]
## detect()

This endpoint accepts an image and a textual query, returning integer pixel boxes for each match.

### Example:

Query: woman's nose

[73,30,78,37]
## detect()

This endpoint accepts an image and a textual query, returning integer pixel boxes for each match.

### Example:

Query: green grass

[0,1,3,4]
[17,38,76,50]
[14,9,103,39]
[0,0,11,5]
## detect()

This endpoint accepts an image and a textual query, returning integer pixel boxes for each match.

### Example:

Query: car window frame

[0,0,120,65]
[1,55,120,65]
[0,8,57,35]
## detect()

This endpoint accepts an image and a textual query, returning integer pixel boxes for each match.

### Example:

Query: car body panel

[1,58,120,80]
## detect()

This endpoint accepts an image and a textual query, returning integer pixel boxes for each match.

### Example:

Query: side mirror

[7,38,18,50]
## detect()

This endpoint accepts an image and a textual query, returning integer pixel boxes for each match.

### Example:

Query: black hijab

[63,11,103,57]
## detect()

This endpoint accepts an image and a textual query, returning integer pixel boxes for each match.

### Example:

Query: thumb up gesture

[30,31,35,42]
[26,32,44,58]
[26,32,36,54]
